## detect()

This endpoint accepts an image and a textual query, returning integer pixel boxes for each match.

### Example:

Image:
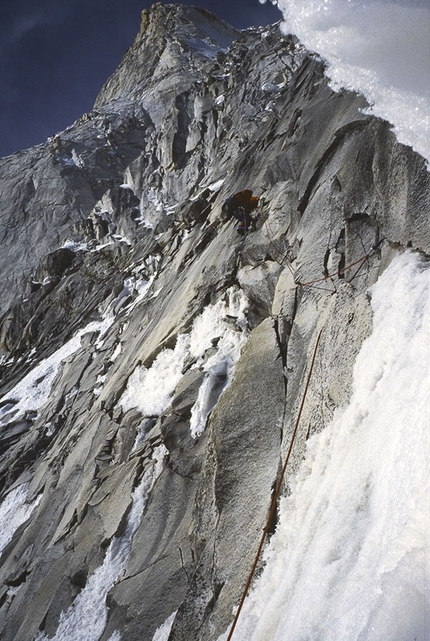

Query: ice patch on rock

[0,484,42,557]
[36,445,167,641]
[120,288,249,436]
[151,611,177,641]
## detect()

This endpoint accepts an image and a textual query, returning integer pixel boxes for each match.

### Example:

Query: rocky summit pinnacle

[0,4,428,641]
[94,4,239,114]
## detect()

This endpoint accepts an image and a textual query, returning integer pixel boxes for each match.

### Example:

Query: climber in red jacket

[222,189,259,234]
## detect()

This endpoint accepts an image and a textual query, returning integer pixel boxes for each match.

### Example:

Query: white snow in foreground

[0,483,41,557]
[36,445,167,641]
[220,250,430,640]
[265,0,430,165]
[120,287,248,436]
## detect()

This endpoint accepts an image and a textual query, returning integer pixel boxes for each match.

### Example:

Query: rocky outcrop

[0,4,429,641]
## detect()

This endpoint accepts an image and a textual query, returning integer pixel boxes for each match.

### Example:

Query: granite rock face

[0,4,429,641]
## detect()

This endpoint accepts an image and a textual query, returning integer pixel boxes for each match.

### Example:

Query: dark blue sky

[0,1,281,158]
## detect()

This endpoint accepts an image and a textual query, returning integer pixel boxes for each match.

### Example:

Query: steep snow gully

[0,4,429,641]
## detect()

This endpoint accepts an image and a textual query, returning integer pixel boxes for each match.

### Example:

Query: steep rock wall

[0,5,428,641]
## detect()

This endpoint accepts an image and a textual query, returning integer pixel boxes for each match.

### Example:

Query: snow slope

[221,250,430,639]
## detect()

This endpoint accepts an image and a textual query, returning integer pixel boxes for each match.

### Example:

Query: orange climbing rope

[264,218,382,287]
[298,253,371,286]
[226,328,323,641]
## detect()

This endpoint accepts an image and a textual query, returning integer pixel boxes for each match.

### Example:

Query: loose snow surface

[264,0,430,165]
[120,287,249,437]
[219,250,430,640]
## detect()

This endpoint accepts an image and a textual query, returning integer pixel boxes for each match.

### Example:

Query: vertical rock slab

[170,318,285,640]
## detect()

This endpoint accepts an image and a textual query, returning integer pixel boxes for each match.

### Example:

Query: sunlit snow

[0,483,41,557]
[121,287,249,436]
[219,250,430,640]
[262,0,430,164]
[61,239,89,252]
[0,317,114,426]
[189,292,248,437]
[207,178,225,191]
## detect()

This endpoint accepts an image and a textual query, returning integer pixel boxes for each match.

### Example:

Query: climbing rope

[224,210,382,638]
[264,219,296,278]
[264,218,384,288]
[298,253,372,286]
[226,328,323,641]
